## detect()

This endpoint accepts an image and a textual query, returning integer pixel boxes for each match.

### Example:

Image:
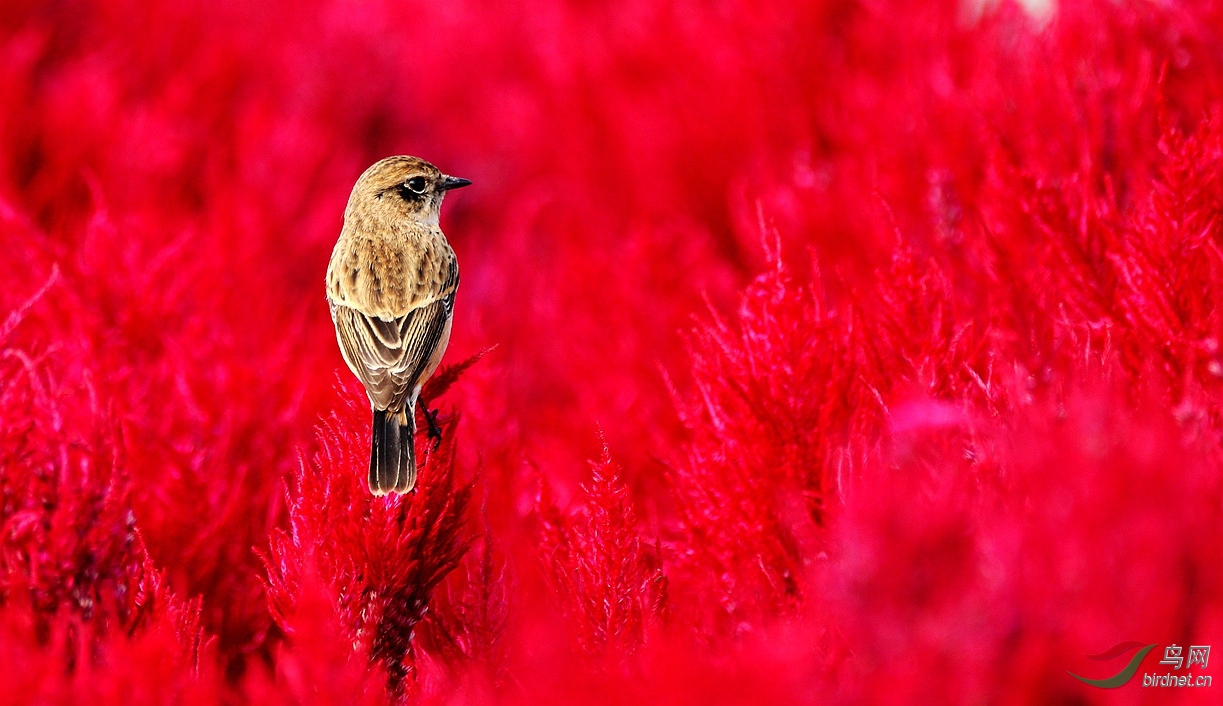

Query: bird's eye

[405,176,428,194]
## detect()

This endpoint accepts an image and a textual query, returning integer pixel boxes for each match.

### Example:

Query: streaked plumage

[326,155,469,494]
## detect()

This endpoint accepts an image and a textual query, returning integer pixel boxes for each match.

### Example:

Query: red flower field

[2,0,1222,703]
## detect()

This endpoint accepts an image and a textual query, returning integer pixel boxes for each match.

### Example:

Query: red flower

[3,0,1223,702]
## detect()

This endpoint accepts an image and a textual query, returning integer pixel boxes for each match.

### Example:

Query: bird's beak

[441,175,472,191]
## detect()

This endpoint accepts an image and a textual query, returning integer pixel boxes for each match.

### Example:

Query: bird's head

[346,155,471,226]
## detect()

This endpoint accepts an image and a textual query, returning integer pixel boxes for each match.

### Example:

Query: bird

[326,155,470,495]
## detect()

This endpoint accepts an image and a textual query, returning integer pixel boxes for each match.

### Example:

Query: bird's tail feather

[369,408,417,495]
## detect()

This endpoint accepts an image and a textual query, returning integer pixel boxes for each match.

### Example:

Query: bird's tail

[369,407,417,495]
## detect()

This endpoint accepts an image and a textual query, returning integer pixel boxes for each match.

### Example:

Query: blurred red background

[1,0,1222,703]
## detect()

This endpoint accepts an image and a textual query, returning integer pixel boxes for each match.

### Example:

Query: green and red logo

[1070,642,1212,689]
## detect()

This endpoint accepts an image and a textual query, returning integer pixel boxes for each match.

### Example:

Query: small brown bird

[326,155,470,494]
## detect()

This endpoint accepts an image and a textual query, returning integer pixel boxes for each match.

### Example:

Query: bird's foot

[422,406,443,450]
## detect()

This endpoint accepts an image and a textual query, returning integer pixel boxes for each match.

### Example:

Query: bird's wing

[331,294,454,411]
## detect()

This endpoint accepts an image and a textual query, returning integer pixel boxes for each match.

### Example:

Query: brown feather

[325,155,466,495]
